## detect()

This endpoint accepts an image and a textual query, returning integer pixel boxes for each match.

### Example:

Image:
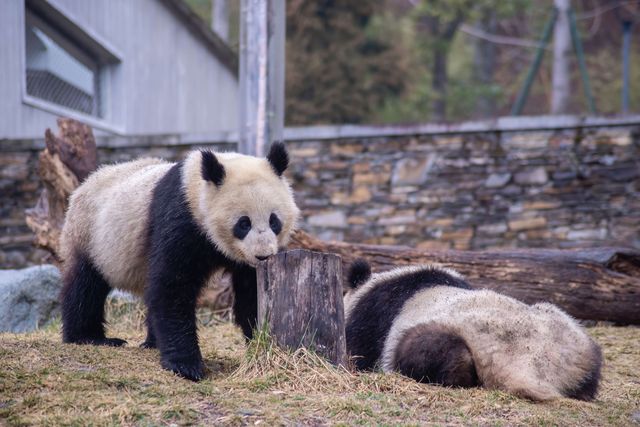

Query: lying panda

[59,142,299,381]
[344,260,602,401]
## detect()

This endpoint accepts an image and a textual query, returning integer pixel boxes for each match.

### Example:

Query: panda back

[61,158,172,294]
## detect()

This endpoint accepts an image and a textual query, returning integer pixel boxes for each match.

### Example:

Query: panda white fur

[344,260,602,401]
[59,142,299,381]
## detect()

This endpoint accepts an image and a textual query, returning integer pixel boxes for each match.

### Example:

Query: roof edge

[158,0,238,77]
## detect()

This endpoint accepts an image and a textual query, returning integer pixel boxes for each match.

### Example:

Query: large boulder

[0,265,62,333]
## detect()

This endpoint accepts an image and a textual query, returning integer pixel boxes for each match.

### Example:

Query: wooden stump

[256,249,347,366]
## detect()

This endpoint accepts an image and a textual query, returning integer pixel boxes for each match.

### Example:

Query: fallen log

[289,230,640,325]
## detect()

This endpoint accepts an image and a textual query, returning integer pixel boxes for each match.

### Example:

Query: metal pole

[238,0,285,156]
[551,0,571,114]
[511,9,558,116]
[568,7,596,114]
[621,20,632,114]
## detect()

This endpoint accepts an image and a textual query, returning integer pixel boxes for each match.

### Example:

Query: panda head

[185,142,300,267]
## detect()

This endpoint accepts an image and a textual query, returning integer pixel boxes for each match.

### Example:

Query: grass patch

[0,298,638,425]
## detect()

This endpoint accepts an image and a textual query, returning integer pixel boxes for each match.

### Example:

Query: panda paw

[162,357,205,381]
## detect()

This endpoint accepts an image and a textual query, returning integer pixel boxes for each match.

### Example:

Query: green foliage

[183,0,211,23]
[285,0,408,125]
[183,0,638,124]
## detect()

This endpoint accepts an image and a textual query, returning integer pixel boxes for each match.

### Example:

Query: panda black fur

[59,142,299,381]
[344,260,602,401]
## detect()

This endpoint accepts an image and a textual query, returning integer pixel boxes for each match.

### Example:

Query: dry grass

[1,298,639,426]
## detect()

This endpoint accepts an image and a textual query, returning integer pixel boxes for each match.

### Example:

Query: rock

[353,171,389,186]
[514,167,548,185]
[290,146,320,158]
[378,210,416,226]
[349,186,371,203]
[392,155,435,186]
[508,217,547,231]
[485,173,511,188]
[477,223,508,235]
[567,229,607,240]
[108,289,137,302]
[552,170,577,181]
[0,265,62,333]
[522,201,561,210]
[330,143,364,156]
[307,211,348,228]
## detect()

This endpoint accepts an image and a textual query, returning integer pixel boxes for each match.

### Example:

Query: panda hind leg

[392,323,478,388]
[61,252,127,347]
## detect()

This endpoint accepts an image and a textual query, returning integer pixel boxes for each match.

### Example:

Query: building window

[24,10,101,117]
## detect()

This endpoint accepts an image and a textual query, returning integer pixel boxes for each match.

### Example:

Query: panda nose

[256,255,269,261]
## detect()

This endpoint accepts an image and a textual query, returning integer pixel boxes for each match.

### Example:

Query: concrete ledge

[283,114,640,141]
[2,114,639,151]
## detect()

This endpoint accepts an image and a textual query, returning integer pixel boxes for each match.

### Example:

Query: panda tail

[348,259,372,289]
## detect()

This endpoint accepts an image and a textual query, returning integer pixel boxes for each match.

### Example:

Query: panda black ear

[267,141,289,177]
[348,259,371,289]
[201,150,225,186]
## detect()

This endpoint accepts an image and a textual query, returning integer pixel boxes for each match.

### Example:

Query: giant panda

[344,260,602,401]
[59,142,299,381]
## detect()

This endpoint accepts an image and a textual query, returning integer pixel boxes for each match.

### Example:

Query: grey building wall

[0,0,238,139]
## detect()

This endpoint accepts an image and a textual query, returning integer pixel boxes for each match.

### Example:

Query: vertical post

[551,0,571,114]
[256,250,347,366]
[238,0,285,156]
[621,20,632,114]
[211,0,229,43]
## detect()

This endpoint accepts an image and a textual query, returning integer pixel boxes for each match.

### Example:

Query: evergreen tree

[285,0,407,125]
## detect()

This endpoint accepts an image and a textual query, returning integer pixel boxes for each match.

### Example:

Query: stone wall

[289,127,640,250]
[0,140,232,268]
[1,117,639,268]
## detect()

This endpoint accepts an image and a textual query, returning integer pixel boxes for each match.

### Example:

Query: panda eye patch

[233,216,252,239]
[269,213,282,235]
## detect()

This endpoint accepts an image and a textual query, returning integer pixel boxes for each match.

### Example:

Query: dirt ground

[1,299,638,426]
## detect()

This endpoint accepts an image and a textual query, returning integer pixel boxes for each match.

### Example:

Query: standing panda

[59,142,299,381]
[344,260,602,401]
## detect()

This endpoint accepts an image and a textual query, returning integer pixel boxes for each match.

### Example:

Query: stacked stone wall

[1,123,638,268]
[289,127,639,251]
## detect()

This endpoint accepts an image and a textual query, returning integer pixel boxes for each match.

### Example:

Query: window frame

[21,0,124,134]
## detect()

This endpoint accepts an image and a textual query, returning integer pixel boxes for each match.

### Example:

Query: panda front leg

[231,264,258,341]
[140,315,157,349]
[145,257,208,381]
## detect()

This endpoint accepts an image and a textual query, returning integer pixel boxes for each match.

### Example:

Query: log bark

[25,119,97,262]
[256,249,347,365]
[289,230,640,325]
